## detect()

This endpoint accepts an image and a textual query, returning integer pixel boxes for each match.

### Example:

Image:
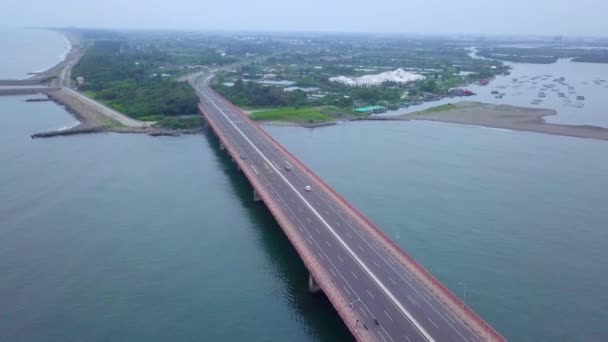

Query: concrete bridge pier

[253,189,262,202]
[308,273,322,294]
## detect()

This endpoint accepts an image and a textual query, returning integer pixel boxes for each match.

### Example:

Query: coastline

[399,101,608,141]
[13,30,608,141]
[0,29,200,138]
[257,120,337,128]
[31,30,72,75]
[0,29,83,85]
[31,90,201,138]
[26,29,81,83]
[255,101,608,141]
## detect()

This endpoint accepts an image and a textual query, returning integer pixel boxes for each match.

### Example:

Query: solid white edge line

[201,91,436,342]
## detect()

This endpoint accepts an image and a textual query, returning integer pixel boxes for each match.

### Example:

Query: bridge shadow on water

[203,130,353,341]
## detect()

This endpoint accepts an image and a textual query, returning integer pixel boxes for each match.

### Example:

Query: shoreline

[0,28,71,81]
[28,29,80,83]
[30,91,202,138]
[0,29,82,83]
[4,29,196,138]
[13,31,607,141]
[0,29,83,87]
[256,101,608,141]
[399,101,608,141]
[30,29,72,75]
[257,120,337,128]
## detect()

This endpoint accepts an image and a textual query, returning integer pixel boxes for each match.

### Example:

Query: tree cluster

[72,40,199,118]
[214,79,307,107]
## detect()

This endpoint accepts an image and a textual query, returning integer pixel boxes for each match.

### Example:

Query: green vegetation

[250,107,332,123]
[348,86,402,104]
[155,116,204,129]
[72,40,199,119]
[137,115,165,122]
[316,105,357,117]
[213,79,307,107]
[102,117,126,129]
[68,29,525,125]
[211,35,509,118]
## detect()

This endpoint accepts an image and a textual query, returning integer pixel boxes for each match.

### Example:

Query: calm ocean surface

[0,28,69,79]
[1,29,608,341]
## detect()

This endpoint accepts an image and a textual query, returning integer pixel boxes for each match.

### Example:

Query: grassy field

[82,90,97,99]
[81,91,201,129]
[415,103,456,115]
[318,105,358,117]
[250,107,333,122]
[102,117,125,129]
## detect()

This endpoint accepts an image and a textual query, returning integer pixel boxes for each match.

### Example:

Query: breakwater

[0,79,47,86]
[0,88,51,96]
[31,125,202,139]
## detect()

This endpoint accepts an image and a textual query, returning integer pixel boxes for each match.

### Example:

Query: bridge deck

[197,77,505,342]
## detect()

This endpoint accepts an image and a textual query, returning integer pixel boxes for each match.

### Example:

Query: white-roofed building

[329,68,425,87]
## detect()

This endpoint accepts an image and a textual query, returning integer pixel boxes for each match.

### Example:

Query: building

[329,68,425,87]
[355,105,387,114]
[283,86,320,93]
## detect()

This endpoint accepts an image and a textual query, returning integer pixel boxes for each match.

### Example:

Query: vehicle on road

[284,161,293,171]
[240,154,246,160]
[304,185,312,191]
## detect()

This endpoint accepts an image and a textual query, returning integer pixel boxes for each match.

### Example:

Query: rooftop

[355,105,387,113]
[330,68,425,87]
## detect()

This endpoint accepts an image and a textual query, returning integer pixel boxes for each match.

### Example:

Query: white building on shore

[329,68,425,87]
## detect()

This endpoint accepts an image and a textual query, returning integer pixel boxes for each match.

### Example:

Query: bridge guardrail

[205,89,506,342]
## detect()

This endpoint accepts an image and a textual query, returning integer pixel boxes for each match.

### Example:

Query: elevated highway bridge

[195,74,505,342]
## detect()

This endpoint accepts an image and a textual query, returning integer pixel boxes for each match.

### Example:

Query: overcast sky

[2,0,607,36]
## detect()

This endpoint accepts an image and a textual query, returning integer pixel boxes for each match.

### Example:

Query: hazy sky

[3,0,607,36]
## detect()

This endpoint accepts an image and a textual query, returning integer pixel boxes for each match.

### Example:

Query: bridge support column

[253,189,262,202]
[308,273,321,294]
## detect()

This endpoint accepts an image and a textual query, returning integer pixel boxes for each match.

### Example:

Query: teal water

[0,96,351,341]
[386,53,608,128]
[265,122,608,342]
[2,29,608,342]
[0,28,69,79]
[2,97,608,342]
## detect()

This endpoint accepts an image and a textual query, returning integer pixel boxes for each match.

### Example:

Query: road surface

[195,74,504,342]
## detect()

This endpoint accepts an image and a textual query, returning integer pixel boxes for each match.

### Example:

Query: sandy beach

[400,101,608,141]
[34,30,84,82]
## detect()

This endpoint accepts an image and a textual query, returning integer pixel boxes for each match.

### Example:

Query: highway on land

[194,74,499,342]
